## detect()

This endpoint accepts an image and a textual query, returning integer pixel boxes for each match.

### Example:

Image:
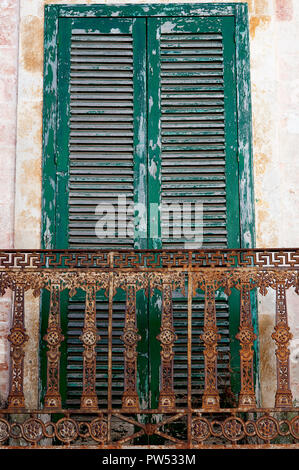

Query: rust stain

[18,210,40,228]
[255,205,279,247]
[21,158,41,185]
[18,102,42,142]
[17,132,42,229]
[247,0,254,14]
[249,16,271,39]
[257,208,269,224]
[24,189,42,212]
[20,152,42,212]
[0,251,298,446]
[254,152,270,176]
[21,16,43,73]
[255,0,269,15]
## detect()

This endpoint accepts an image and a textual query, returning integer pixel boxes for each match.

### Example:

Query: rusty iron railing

[0,249,298,448]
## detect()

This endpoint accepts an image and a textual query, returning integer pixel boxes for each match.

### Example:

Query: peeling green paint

[41,3,256,411]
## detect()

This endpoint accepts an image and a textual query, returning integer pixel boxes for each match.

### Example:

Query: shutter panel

[68,20,144,249]
[51,15,242,409]
[160,29,227,249]
[56,18,147,408]
[148,17,239,406]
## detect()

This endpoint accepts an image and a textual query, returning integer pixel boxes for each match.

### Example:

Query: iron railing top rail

[0,248,299,270]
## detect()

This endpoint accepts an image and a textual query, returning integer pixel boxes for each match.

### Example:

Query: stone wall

[0,0,298,407]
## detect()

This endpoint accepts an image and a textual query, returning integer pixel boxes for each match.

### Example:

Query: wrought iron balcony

[0,249,298,448]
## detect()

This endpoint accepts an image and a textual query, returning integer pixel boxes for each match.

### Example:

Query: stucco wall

[0,0,298,407]
[0,0,19,402]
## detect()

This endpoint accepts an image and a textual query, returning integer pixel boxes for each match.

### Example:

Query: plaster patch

[20,16,43,73]
[18,101,43,146]
[275,0,293,22]
[258,312,276,407]
[254,152,270,175]
[255,0,270,15]
[286,113,299,134]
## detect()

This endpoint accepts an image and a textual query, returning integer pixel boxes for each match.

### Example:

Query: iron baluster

[272,281,293,408]
[7,284,28,409]
[43,283,64,409]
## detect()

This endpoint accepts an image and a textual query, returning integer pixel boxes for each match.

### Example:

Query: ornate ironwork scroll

[1,248,299,270]
[43,283,64,409]
[272,282,293,408]
[7,284,28,409]
[122,282,140,410]
[80,285,99,410]
[114,273,147,411]
[150,272,185,411]
[158,281,176,411]
[0,410,298,447]
[236,281,257,409]
[200,281,221,410]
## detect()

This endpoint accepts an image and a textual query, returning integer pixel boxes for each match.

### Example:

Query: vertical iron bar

[201,283,220,410]
[7,284,28,409]
[157,281,176,411]
[121,283,141,411]
[187,270,193,445]
[80,284,99,410]
[108,282,113,411]
[272,282,293,408]
[107,252,114,443]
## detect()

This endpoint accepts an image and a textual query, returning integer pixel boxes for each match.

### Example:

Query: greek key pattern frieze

[1,248,299,269]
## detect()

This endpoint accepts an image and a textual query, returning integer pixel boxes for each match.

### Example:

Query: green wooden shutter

[147,17,239,406]
[55,17,148,408]
[148,17,239,249]
[42,10,252,409]
[58,17,147,250]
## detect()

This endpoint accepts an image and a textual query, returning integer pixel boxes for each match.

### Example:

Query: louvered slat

[69,30,135,250]
[160,31,226,249]
[65,20,145,409]
[157,20,236,407]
